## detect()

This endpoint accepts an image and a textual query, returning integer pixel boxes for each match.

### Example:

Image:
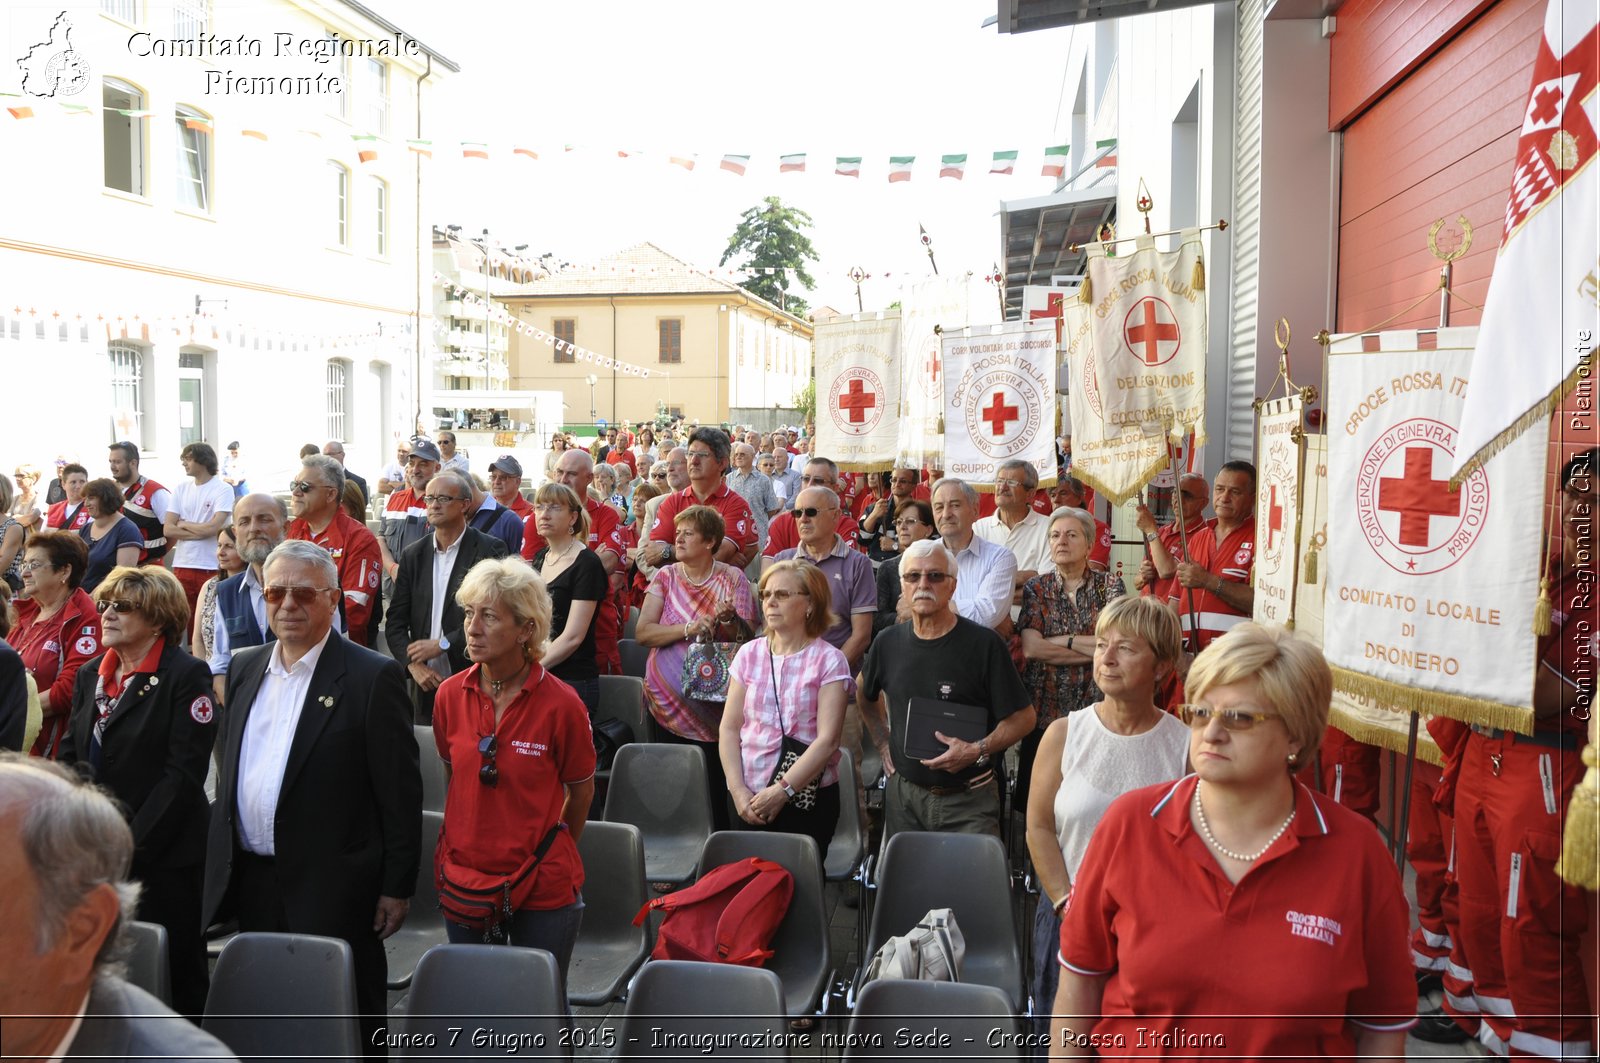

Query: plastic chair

[622,606,640,641]
[397,944,569,1059]
[618,960,788,1059]
[597,674,656,746]
[857,831,1024,1013]
[385,811,447,990]
[568,822,651,1006]
[618,638,650,680]
[602,744,712,886]
[415,725,448,814]
[843,979,1018,1058]
[124,920,171,1006]
[824,750,865,883]
[203,932,361,1061]
[698,831,829,1017]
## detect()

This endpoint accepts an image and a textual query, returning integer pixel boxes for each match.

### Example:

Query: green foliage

[720,196,819,317]
[792,377,816,423]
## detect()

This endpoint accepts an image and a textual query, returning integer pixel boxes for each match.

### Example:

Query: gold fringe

[1078,274,1092,305]
[1070,448,1173,506]
[1556,740,1600,890]
[1449,351,1595,488]
[1330,666,1536,734]
[1302,548,1318,584]
[1192,257,1205,292]
[835,462,895,475]
[1533,576,1554,637]
[935,415,945,434]
[1327,705,1445,767]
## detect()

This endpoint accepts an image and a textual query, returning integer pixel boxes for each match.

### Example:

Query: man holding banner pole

[1167,461,1256,651]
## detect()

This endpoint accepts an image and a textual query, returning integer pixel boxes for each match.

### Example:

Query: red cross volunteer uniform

[1167,517,1255,650]
[286,509,383,647]
[650,482,758,562]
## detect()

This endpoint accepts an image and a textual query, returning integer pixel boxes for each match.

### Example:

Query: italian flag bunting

[241,129,268,141]
[939,154,967,179]
[352,133,378,163]
[720,154,750,175]
[669,154,696,170]
[462,141,489,160]
[887,156,914,182]
[513,147,538,160]
[1041,144,1069,178]
[835,156,862,177]
[407,139,432,158]
[1096,138,1118,168]
[990,149,1017,174]
[779,153,806,173]
[58,102,91,115]
[7,106,33,119]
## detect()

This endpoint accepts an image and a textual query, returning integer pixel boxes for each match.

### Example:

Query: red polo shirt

[1059,775,1416,1057]
[976,490,1054,519]
[763,509,861,557]
[432,663,595,909]
[500,493,534,521]
[1145,517,1216,604]
[286,509,382,646]
[1168,517,1255,650]
[650,481,757,558]
[605,448,637,475]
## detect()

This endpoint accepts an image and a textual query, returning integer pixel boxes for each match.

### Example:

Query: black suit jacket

[0,638,25,751]
[203,633,421,935]
[346,469,370,506]
[385,527,507,676]
[60,645,216,871]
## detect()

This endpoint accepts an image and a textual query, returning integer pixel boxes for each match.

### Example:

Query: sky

[380,0,1078,314]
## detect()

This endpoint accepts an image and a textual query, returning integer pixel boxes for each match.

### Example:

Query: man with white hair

[768,445,801,504]
[726,441,781,553]
[857,539,1035,841]
[0,754,238,1061]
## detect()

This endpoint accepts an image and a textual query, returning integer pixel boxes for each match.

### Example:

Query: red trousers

[172,566,213,627]
[1320,725,1382,825]
[1406,761,1458,974]
[1441,731,1592,1057]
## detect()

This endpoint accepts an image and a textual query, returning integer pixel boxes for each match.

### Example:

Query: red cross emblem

[1122,297,1181,366]
[926,350,941,387]
[981,392,1021,437]
[1378,447,1461,548]
[1029,290,1066,345]
[1266,483,1285,551]
[837,377,877,424]
[1502,24,1599,238]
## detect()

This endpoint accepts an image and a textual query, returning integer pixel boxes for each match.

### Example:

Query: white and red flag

[1453,0,1599,478]
[941,320,1058,488]
[814,311,901,472]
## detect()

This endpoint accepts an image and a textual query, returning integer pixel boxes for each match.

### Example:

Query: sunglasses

[288,480,331,494]
[651,472,669,480]
[759,589,807,602]
[479,734,498,787]
[1178,704,1282,731]
[263,585,333,606]
[95,599,137,615]
[900,571,951,585]
[792,506,832,519]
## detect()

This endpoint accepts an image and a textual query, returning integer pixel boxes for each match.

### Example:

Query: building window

[103,78,146,195]
[329,161,348,246]
[362,59,389,136]
[658,318,682,363]
[326,32,349,120]
[326,359,350,440]
[371,177,387,256]
[100,0,138,22]
[553,319,575,363]
[108,341,145,442]
[172,0,207,37]
[174,105,211,211]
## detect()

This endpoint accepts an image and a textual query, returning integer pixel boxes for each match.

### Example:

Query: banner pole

[1164,414,1202,651]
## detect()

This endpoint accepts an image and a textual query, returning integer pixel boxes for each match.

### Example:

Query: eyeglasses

[263,585,334,606]
[421,494,468,505]
[1178,704,1282,731]
[478,735,498,787]
[994,479,1028,490]
[759,589,808,602]
[893,517,928,528]
[792,506,832,519]
[800,475,831,486]
[686,450,715,462]
[900,570,952,585]
[533,502,574,513]
[95,599,137,615]
[1181,492,1207,502]
[19,559,53,572]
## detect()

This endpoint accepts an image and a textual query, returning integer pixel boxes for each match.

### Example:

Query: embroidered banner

[1083,229,1208,443]
[1252,395,1306,628]
[813,312,902,472]
[1061,300,1168,504]
[896,274,991,471]
[1325,327,1544,732]
[940,320,1058,488]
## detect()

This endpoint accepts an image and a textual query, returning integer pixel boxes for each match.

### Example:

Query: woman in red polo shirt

[1052,623,1415,1060]
[432,557,596,979]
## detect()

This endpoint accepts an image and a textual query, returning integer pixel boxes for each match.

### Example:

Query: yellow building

[502,243,812,427]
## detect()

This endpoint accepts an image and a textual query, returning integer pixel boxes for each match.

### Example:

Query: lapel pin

[148,676,159,686]
[320,695,335,708]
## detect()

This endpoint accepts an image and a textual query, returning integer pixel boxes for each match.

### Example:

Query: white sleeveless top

[1054,706,1191,880]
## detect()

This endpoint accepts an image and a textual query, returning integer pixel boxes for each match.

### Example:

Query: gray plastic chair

[698,831,828,1018]
[385,811,446,990]
[844,979,1018,1058]
[858,831,1024,1013]
[124,920,171,1006]
[618,638,650,680]
[203,932,361,1062]
[602,744,712,886]
[619,960,788,1059]
[623,606,640,641]
[398,944,569,1059]
[568,822,651,1006]
[415,725,448,813]
[824,750,865,883]
[597,674,656,746]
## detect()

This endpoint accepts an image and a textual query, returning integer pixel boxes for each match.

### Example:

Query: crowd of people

[0,423,1593,1060]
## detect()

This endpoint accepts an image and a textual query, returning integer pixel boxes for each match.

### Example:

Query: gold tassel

[1192,257,1205,291]
[1078,274,1092,305]
[1556,740,1600,890]
[1533,576,1553,636]
[1302,548,1318,584]
[935,414,945,434]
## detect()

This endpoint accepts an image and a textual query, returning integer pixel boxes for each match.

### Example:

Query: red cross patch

[189,696,215,725]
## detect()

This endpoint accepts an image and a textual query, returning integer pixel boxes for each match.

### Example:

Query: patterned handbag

[766,645,819,811]
[681,635,734,702]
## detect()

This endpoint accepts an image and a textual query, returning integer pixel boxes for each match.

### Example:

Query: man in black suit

[203,540,420,1054]
[323,440,370,507]
[385,470,507,724]
[0,754,237,1062]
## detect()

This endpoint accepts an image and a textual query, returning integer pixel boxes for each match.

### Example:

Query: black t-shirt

[534,546,607,683]
[859,616,1032,788]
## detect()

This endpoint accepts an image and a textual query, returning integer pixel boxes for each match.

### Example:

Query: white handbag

[862,907,965,982]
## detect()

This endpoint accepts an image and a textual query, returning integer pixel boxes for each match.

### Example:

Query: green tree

[792,377,816,424]
[720,196,819,317]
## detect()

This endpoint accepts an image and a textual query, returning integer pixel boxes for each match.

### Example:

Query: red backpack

[633,857,794,967]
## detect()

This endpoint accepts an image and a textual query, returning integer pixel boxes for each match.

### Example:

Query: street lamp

[585,373,598,421]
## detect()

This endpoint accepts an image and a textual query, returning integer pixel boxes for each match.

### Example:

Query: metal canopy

[995,0,1221,33]
[998,184,1117,318]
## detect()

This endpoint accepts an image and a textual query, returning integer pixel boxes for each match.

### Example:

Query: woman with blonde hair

[529,483,605,712]
[1051,623,1415,1060]
[430,557,595,981]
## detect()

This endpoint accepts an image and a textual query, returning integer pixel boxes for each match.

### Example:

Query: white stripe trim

[1509,1031,1592,1056]
[1059,954,1111,977]
[1175,610,1249,632]
[1333,763,1344,802]
[1474,993,1515,1018]
[1446,959,1473,983]
[1149,775,1192,817]
[1506,852,1522,919]
[1444,990,1479,1013]
[1349,1017,1416,1032]
[1478,1023,1507,1055]
[1412,948,1447,970]
[1419,927,1452,948]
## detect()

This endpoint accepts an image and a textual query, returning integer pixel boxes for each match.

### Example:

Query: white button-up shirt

[236,629,333,855]
[974,507,1052,574]
[948,533,1018,630]
[428,532,462,675]
[211,565,343,676]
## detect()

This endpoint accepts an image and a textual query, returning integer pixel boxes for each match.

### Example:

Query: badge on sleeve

[189,696,215,725]
[74,635,97,655]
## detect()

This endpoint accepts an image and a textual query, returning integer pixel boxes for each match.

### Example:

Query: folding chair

[203,933,361,1061]
[618,960,787,1059]
[602,743,712,887]
[124,920,171,1006]
[844,979,1018,1058]
[385,811,447,990]
[568,822,651,1005]
[397,944,568,1059]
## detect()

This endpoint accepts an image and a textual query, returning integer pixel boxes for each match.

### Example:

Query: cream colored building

[502,244,813,427]
[0,0,453,490]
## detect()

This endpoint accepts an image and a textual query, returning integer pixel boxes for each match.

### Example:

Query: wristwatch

[780,779,798,800]
[1143,531,1158,543]
[661,542,675,561]
[974,738,991,768]
[438,634,450,652]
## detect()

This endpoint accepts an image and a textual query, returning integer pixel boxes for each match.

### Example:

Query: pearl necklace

[1192,789,1295,862]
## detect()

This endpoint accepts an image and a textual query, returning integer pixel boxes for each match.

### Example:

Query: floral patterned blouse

[1018,568,1127,728]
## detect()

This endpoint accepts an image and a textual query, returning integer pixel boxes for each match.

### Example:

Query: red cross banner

[1061,300,1170,504]
[1082,229,1208,443]
[939,319,1058,487]
[1452,0,1599,480]
[1325,328,1545,732]
[1252,395,1307,628]
[813,311,902,472]
[895,274,995,471]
